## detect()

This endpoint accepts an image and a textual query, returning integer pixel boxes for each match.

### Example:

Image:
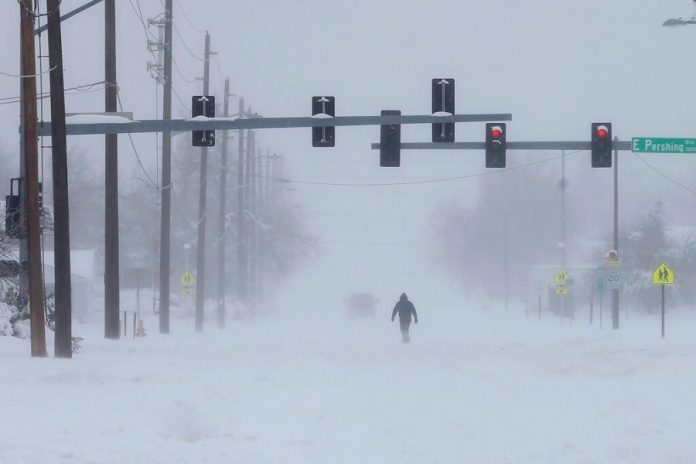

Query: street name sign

[632,138,696,154]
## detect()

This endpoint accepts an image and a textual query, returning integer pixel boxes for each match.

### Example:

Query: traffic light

[191,95,215,147]
[432,78,455,142]
[312,96,335,147]
[485,123,506,168]
[591,122,612,168]
[380,110,401,167]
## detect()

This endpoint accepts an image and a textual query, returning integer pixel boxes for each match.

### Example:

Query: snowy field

[1,297,694,464]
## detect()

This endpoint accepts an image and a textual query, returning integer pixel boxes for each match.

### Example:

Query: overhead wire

[276,151,583,187]
[632,153,696,195]
[116,91,159,189]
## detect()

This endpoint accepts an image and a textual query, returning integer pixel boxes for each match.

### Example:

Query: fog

[1,1,696,311]
[3,1,696,462]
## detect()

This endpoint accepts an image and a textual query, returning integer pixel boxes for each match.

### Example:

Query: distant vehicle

[345,292,378,318]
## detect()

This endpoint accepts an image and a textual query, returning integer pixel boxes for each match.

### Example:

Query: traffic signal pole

[612,138,620,329]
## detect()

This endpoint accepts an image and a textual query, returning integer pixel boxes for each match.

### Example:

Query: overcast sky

[1,0,696,300]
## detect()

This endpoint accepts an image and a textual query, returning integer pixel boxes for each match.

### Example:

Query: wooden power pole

[19,0,47,357]
[46,0,73,358]
[159,0,174,333]
[104,0,120,339]
[217,77,230,329]
[194,32,211,332]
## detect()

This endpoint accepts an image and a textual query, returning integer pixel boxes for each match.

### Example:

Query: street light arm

[34,0,105,35]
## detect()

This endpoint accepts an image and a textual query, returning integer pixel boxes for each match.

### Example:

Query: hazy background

[1,0,696,313]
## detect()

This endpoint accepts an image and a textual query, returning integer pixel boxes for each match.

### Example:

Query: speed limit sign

[605,269,622,289]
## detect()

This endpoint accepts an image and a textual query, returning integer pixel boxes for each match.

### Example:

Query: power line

[172,19,204,62]
[116,92,158,189]
[161,0,206,33]
[632,153,696,195]
[0,80,108,105]
[171,84,191,112]
[0,65,57,79]
[172,55,196,83]
[276,151,582,187]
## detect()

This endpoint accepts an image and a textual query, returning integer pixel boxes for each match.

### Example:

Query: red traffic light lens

[491,128,502,139]
[596,128,608,138]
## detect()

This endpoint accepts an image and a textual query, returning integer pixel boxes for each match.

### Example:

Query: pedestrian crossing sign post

[554,270,569,286]
[652,263,674,338]
[180,272,195,296]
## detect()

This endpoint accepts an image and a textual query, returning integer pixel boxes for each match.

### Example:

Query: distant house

[43,250,97,323]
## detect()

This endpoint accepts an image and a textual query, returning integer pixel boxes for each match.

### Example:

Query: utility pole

[247,131,256,308]
[255,145,263,302]
[104,0,120,339]
[503,213,509,311]
[158,0,173,334]
[194,32,211,332]
[612,138,620,329]
[19,0,47,357]
[47,0,73,358]
[560,150,567,321]
[217,77,230,329]
[236,99,247,306]
[242,129,254,309]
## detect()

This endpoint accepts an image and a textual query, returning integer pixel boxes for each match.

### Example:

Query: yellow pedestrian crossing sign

[554,270,569,286]
[180,272,195,288]
[652,263,674,285]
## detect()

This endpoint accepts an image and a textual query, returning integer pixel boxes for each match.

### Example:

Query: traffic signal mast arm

[36,113,512,136]
[370,140,633,150]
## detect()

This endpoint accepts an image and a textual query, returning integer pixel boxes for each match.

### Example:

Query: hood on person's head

[400,293,408,301]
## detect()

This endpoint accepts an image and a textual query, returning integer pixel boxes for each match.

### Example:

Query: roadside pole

[217,77,230,329]
[612,138,620,330]
[194,32,211,332]
[19,0,47,357]
[236,99,247,306]
[47,0,73,357]
[104,0,120,339]
[158,0,173,334]
[661,284,665,338]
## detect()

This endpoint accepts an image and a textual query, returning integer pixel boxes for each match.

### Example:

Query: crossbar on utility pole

[35,0,104,35]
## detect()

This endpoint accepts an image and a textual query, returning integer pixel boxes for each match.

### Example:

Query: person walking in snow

[391,293,418,343]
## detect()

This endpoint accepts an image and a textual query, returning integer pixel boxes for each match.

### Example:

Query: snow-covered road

[1,305,694,464]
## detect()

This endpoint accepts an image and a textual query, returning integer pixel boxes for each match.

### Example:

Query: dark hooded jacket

[391,293,418,323]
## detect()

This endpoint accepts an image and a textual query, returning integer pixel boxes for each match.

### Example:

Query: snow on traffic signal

[591,123,612,167]
[312,96,335,147]
[485,123,506,168]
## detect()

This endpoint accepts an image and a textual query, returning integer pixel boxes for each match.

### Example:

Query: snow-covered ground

[1,295,694,464]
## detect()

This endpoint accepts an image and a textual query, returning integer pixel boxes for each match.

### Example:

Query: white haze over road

[1,303,694,464]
